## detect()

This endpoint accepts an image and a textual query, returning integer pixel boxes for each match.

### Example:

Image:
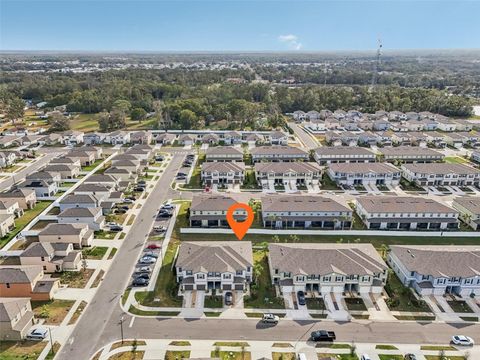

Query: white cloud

[278,34,302,50]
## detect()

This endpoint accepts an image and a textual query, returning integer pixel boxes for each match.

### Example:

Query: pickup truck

[310,330,336,342]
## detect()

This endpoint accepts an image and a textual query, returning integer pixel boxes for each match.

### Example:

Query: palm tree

[380,244,389,260]
[253,262,264,283]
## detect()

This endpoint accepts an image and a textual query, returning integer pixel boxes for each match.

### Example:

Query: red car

[146,244,161,250]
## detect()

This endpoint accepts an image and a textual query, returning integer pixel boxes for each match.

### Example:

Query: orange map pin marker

[226,203,254,240]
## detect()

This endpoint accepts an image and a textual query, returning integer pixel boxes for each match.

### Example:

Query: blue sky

[1,1,479,51]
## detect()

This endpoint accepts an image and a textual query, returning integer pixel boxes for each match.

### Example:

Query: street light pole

[48,328,54,355]
[119,315,125,344]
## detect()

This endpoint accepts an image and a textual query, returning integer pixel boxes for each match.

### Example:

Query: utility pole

[119,315,125,344]
[48,328,54,355]
[370,38,383,90]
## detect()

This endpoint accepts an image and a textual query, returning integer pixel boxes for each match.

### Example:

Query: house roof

[26,171,59,181]
[250,146,308,156]
[50,157,80,165]
[44,164,76,172]
[380,146,443,157]
[111,160,138,167]
[0,199,18,210]
[176,241,253,273]
[84,174,117,184]
[21,242,55,257]
[0,188,35,199]
[201,162,245,173]
[269,243,387,276]
[254,161,322,174]
[206,146,243,156]
[269,130,287,139]
[453,197,480,215]
[261,195,351,213]
[402,163,480,175]
[328,162,400,174]
[314,146,375,157]
[105,167,130,174]
[19,179,54,188]
[39,223,88,236]
[390,245,480,278]
[190,194,237,212]
[59,207,101,218]
[60,194,98,204]
[357,196,455,214]
[75,184,111,193]
[0,265,42,284]
[0,298,31,322]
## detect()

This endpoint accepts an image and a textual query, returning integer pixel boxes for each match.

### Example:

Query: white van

[297,353,307,360]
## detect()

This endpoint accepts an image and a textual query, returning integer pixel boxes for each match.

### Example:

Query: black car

[132,277,149,286]
[177,172,187,176]
[404,355,417,360]
[158,212,173,218]
[155,156,164,161]
[225,292,233,306]
[118,205,129,211]
[114,208,127,214]
[297,291,306,306]
[134,272,151,279]
[138,180,146,185]
[126,196,136,201]
[133,187,145,192]
[110,225,123,232]
[310,330,336,342]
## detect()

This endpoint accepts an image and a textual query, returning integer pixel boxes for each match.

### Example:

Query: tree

[48,113,70,132]
[253,262,263,283]
[5,97,25,124]
[130,107,147,122]
[178,109,197,130]
[112,99,131,114]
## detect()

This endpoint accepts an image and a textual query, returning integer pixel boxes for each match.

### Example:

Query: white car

[123,198,134,204]
[153,225,166,232]
[26,327,48,340]
[451,335,474,346]
[139,256,156,264]
[360,355,371,360]
[161,203,174,210]
[262,313,279,324]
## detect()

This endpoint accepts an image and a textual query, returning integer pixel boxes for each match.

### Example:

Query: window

[186,270,192,275]
[41,257,45,261]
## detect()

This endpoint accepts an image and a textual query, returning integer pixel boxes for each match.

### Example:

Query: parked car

[177,172,187,176]
[404,355,417,360]
[133,186,145,192]
[143,251,158,258]
[139,256,156,264]
[146,243,161,250]
[138,180,146,185]
[310,330,336,342]
[136,266,152,273]
[107,222,119,227]
[134,272,151,279]
[158,212,172,218]
[451,335,474,346]
[118,205,129,210]
[225,291,233,306]
[162,203,174,210]
[110,225,123,231]
[132,277,149,286]
[262,313,279,324]
[176,175,186,180]
[153,225,166,232]
[26,327,48,340]
[123,198,134,204]
[155,156,164,162]
[360,355,371,360]
[297,291,306,306]
[114,208,127,214]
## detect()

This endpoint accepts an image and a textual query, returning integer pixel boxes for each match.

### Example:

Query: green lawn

[94,230,117,239]
[447,300,473,313]
[344,298,367,311]
[165,350,191,360]
[71,113,100,132]
[444,156,468,164]
[81,159,103,172]
[375,345,398,350]
[305,297,326,310]
[0,201,53,249]
[182,165,201,189]
[241,170,261,190]
[385,272,431,312]
[31,299,75,325]
[378,356,403,360]
[244,249,285,309]
[82,246,109,260]
[321,172,341,190]
[0,341,47,360]
[204,294,224,308]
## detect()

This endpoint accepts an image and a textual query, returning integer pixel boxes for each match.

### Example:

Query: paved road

[56,150,480,360]
[288,122,319,150]
[56,152,183,360]
[0,148,65,191]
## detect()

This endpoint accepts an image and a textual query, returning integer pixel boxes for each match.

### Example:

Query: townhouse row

[188,193,480,231]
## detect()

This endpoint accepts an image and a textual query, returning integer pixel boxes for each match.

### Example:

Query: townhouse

[250,146,309,163]
[59,194,99,212]
[0,266,60,301]
[388,245,480,297]
[38,223,94,249]
[435,118,456,132]
[20,242,81,272]
[61,130,84,146]
[472,151,480,163]
[268,243,388,294]
[425,132,447,148]
[452,197,480,231]
[189,194,246,227]
[58,207,105,231]
[401,163,480,187]
[327,162,401,186]
[355,196,459,230]
[200,162,245,185]
[0,298,34,340]
[0,189,36,210]
[261,195,353,229]
[18,179,58,197]
[205,146,244,162]
[201,133,220,145]
[175,241,253,291]
[155,132,176,145]
[223,131,242,145]
[313,146,376,165]
[254,162,322,186]
[379,146,444,163]
[305,119,326,132]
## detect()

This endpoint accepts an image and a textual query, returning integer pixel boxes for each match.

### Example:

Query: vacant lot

[32,299,75,325]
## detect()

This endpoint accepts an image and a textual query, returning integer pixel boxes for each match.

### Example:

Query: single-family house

[18,179,58,197]
[0,266,60,301]
[61,130,84,146]
[0,189,36,210]
[0,298,34,340]
[38,223,93,249]
[58,207,105,231]
[20,242,81,273]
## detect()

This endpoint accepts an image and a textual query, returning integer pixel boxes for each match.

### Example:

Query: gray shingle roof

[58,207,101,217]
[452,197,480,215]
[39,223,87,236]
[190,194,237,212]
[0,265,42,284]
[176,241,253,273]
[390,245,480,278]
[402,163,480,175]
[328,162,400,174]
[250,146,308,156]
[314,146,375,156]
[357,196,455,214]
[254,161,322,173]
[60,194,98,204]
[262,195,351,213]
[21,242,55,257]
[206,146,243,156]
[269,243,387,276]
[201,162,245,173]
[0,298,30,322]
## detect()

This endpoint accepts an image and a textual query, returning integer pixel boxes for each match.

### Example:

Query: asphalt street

[288,122,319,150]
[0,148,65,191]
